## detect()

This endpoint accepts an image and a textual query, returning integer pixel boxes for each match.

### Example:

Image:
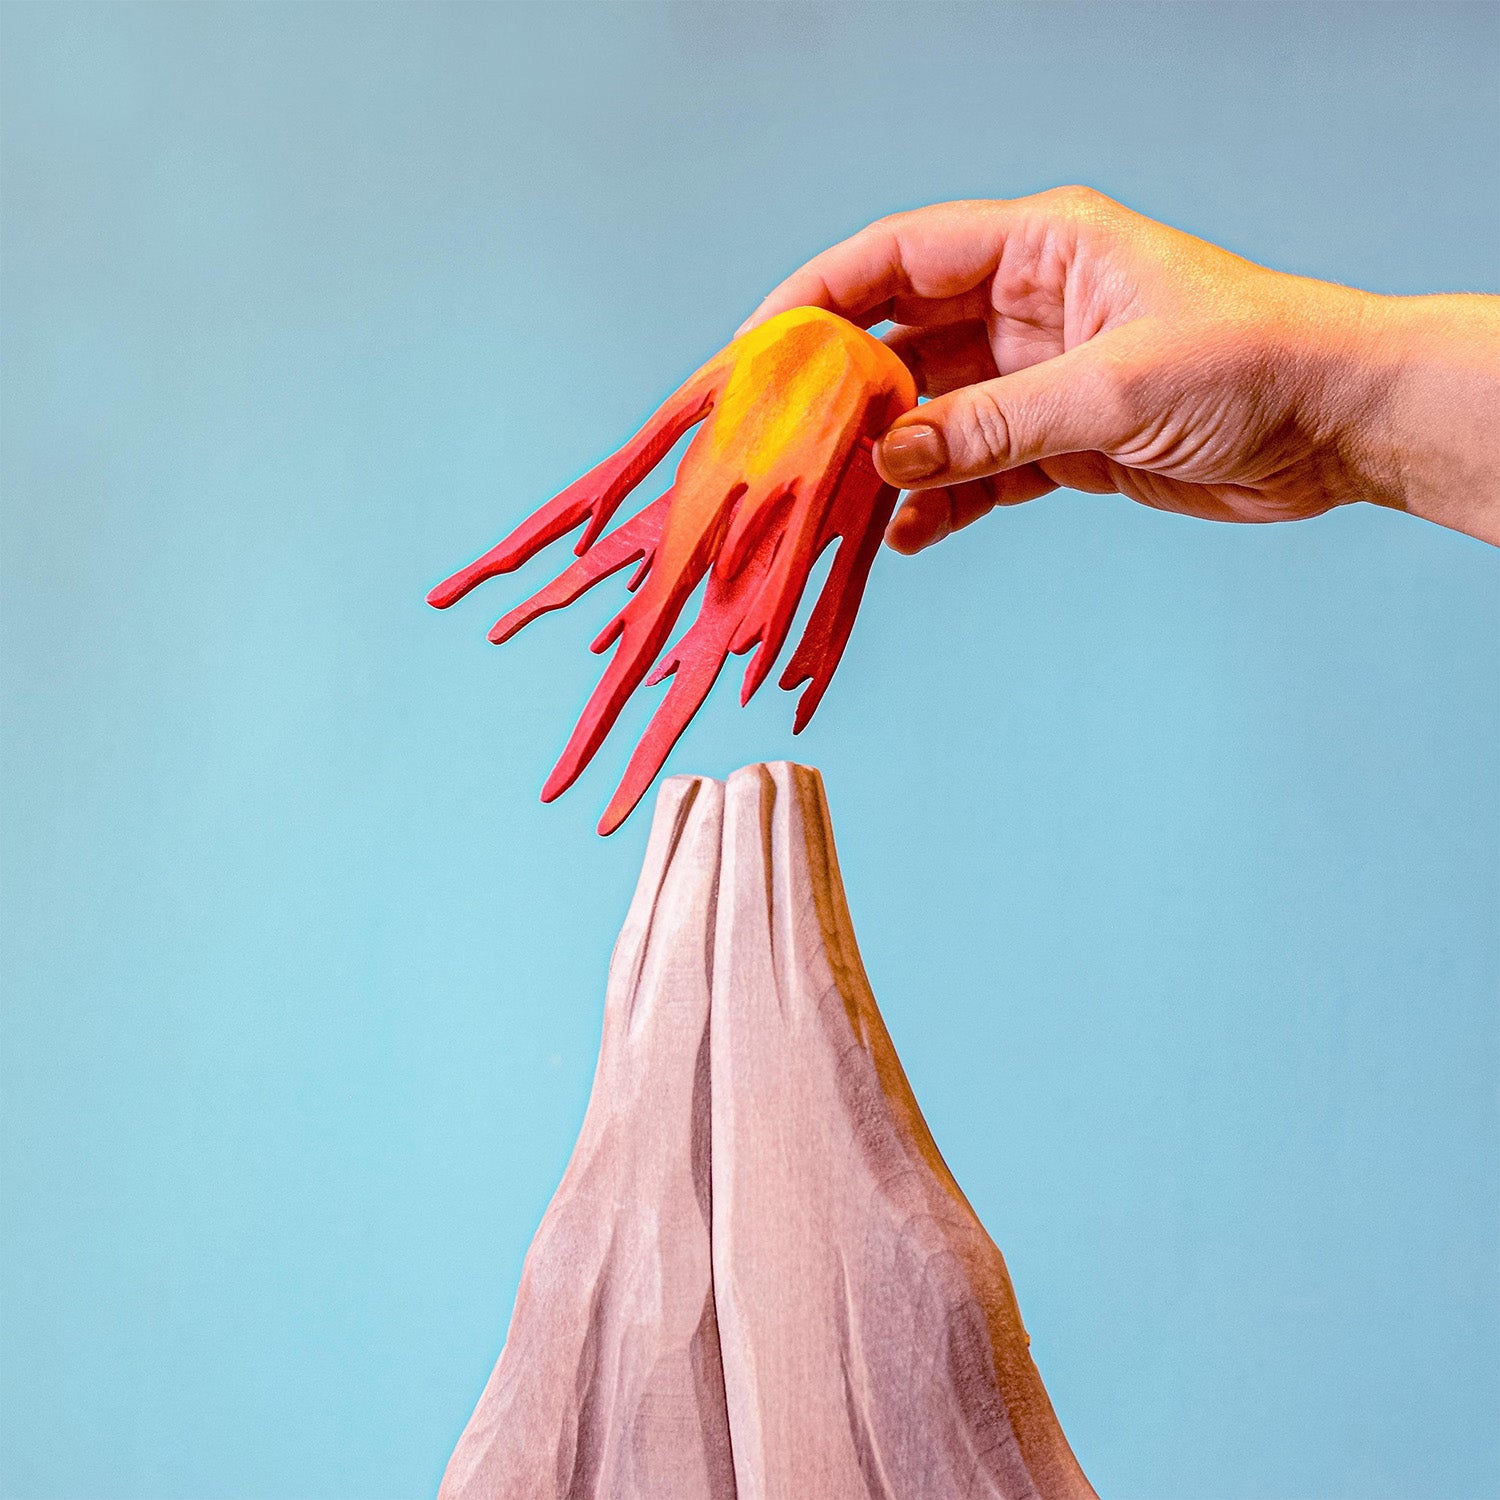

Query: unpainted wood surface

[440,764,1096,1500]
[440,776,734,1499]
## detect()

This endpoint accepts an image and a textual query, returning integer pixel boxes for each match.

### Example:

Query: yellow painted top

[708,307,916,482]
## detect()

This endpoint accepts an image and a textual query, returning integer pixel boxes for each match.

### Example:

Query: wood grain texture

[441,763,1095,1500]
[439,775,735,1499]
[710,763,1096,1500]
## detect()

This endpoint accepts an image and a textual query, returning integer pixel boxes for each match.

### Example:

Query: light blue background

[3,4,1497,1498]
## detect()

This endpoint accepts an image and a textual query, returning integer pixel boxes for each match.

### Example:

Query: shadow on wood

[440,764,1096,1500]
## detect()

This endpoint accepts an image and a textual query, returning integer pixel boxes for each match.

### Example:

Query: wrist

[1344,292,1500,543]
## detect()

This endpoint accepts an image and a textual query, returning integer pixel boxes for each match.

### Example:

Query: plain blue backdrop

[3,4,1497,1498]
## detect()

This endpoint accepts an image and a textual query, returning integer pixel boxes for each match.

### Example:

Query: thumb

[875,326,1145,489]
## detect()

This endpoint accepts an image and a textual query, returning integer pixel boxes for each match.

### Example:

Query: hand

[741,188,1500,550]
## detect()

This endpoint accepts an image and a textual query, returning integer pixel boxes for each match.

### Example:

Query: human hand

[741,189,1500,549]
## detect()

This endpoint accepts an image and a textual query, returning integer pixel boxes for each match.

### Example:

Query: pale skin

[739,187,1500,551]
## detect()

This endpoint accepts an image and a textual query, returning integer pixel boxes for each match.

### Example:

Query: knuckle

[958,385,1015,470]
[1046,183,1122,226]
[1048,183,1098,209]
[870,207,918,238]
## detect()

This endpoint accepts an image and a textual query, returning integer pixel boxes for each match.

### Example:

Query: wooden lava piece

[441,765,1096,1500]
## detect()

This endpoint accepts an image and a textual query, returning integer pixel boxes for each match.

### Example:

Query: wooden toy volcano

[439,764,1096,1500]
[427,309,916,834]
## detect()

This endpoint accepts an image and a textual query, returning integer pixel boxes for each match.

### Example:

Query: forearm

[1354,293,1500,545]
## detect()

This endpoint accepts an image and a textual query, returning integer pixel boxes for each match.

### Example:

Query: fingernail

[878,423,947,484]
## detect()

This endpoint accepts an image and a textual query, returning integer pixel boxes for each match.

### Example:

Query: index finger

[737,199,1019,333]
